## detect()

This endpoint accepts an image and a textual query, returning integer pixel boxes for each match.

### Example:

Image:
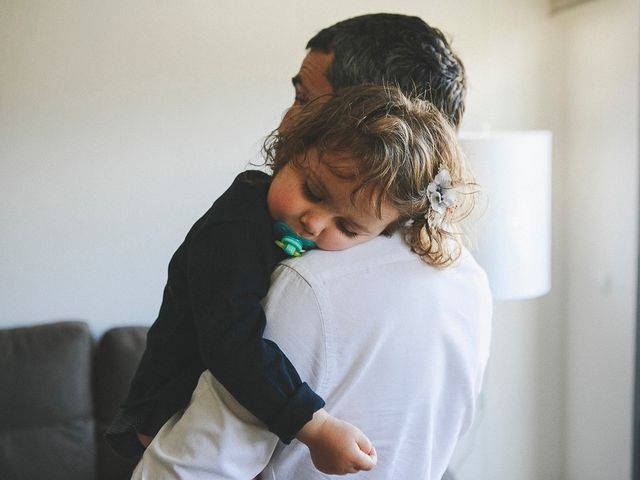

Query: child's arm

[187,218,324,440]
[296,409,377,474]
[106,173,326,458]
[106,173,321,457]
[183,172,327,440]
[191,217,378,475]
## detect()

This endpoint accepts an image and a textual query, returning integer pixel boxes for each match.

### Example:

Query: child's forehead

[315,149,359,180]
[302,149,388,218]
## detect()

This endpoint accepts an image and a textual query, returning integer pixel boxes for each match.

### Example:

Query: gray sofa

[0,321,459,480]
[0,321,148,480]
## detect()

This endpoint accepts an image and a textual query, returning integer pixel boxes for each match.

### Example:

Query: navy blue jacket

[105,171,324,457]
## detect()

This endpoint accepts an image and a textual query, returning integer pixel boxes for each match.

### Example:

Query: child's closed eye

[336,220,358,238]
[302,182,323,203]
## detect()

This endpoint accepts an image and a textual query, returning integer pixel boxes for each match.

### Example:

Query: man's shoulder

[279,234,488,287]
[279,234,411,280]
[273,233,492,331]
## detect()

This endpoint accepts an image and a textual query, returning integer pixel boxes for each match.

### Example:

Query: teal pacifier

[274,221,317,257]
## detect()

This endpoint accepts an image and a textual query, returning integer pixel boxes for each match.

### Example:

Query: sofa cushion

[0,321,94,480]
[94,326,148,480]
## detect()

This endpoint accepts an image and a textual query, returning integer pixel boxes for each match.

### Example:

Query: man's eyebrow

[291,75,302,87]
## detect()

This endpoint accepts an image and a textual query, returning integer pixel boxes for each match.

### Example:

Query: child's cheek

[267,187,294,220]
[316,235,355,252]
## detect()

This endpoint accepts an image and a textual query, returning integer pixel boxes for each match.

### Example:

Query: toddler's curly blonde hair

[263,85,477,268]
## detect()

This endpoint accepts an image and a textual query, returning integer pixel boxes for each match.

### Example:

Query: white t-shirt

[133,233,492,480]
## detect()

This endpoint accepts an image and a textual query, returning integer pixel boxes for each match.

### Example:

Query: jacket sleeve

[185,218,324,443]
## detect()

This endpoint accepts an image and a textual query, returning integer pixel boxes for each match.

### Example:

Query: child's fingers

[369,446,378,461]
[352,448,377,471]
[353,434,377,471]
[355,431,373,454]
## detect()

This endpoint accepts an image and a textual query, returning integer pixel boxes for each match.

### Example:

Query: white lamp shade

[459,131,552,300]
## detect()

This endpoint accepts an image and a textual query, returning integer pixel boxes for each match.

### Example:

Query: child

[110,84,475,476]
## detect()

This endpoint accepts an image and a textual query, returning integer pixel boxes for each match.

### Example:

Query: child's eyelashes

[301,179,358,239]
[302,182,322,203]
[336,220,358,238]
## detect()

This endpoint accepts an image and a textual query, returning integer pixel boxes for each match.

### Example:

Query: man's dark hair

[306,13,466,128]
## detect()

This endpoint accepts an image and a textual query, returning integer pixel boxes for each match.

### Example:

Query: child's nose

[300,210,329,237]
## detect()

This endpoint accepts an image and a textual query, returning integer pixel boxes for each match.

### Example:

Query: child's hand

[296,409,377,475]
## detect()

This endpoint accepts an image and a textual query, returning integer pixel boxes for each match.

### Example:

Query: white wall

[1,1,638,479]
[450,1,639,480]
[555,1,639,478]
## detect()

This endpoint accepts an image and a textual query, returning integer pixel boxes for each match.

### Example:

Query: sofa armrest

[0,321,95,480]
[94,326,148,480]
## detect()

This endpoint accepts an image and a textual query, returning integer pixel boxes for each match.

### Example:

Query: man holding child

[121,13,492,480]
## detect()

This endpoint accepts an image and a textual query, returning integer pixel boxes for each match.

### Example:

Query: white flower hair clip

[426,168,457,227]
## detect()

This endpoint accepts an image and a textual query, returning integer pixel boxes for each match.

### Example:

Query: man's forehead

[294,50,334,96]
